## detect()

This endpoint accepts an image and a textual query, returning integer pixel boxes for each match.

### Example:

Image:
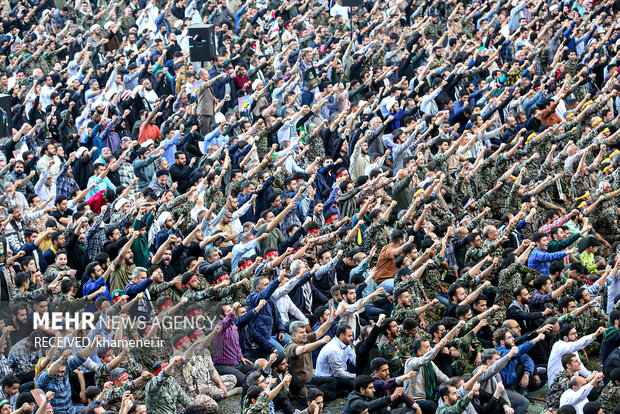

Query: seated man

[284,319,338,401]
[315,324,356,391]
[403,323,463,414]
[343,375,415,414]
[560,373,604,414]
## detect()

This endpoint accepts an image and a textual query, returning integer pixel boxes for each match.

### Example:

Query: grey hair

[480,349,499,365]
[482,225,494,238]
[289,321,306,335]
[132,267,147,280]
[290,259,303,274]
[245,370,262,387]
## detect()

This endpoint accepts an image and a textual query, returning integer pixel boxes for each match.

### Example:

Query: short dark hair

[448,283,462,302]
[558,296,575,313]
[85,385,100,400]
[354,375,375,392]
[583,401,601,414]
[2,374,20,389]
[533,276,550,291]
[412,338,429,355]
[336,324,352,338]
[306,387,323,402]
[561,353,576,369]
[559,323,574,340]
[438,383,455,399]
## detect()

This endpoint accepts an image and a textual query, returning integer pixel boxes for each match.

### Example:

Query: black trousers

[305,376,338,401]
[214,362,254,386]
[416,399,438,414]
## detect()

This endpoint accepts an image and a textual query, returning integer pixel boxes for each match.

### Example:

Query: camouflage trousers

[190,374,237,413]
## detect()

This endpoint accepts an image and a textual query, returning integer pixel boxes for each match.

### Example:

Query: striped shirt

[36,354,86,414]
[212,312,243,366]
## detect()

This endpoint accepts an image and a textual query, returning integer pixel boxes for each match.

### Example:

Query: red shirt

[87,190,107,214]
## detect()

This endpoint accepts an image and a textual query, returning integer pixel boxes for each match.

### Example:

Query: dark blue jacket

[495,342,535,388]
[208,67,233,100]
[246,278,285,352]
[288,272,329,314]
[124,277,154,320]
[20,241,47,274]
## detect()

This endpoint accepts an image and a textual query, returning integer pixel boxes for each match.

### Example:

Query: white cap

[91,24,101,31]
[76,147,88,158]
[141,139,154,148]
[115,197,130,211]
[104,21,113,30]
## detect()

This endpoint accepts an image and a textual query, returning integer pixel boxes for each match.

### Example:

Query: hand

[391,387,403,401]
[519,373,529,389]
[278,332,285,342]
[595,327,607,337]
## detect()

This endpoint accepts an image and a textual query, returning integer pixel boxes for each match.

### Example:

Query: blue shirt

[83,276,112,302]
[37,354,86,414]
[527,248,566,276]
[315,337,356,379]
[495,342,535,387]
[231,239,259,270]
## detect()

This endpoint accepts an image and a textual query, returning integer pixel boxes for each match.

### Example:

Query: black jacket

[343,391,391,414]
[355,323,382,375]
[506,303,545,333]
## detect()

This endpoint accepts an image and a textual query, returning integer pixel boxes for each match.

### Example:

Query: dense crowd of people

[1,0,620,412]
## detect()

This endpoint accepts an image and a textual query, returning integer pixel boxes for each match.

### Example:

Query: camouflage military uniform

[148,280,181,302]
[145,370,193,414]
[378,335,404,376]
[132,340,172,375]
[424,22,439,41]
[576,306,608,336]
[302,126,326,164]
[591,193,619,242]
[219,269,253,306]
[450,330,482,376]
[243,393,271,414]
[363,218,389,261]
[396,271,445,323]
[172,347,236,412]
[601,382,620,414]
[475,159,497,197]
[547,369,572,410]
[203,185,225,214]
[103,380,143,412]
[420,259,445,312]
[427,204,456,228]
[10,286,50,304]
[118,14,136,32]
[391,304,419,324]
[496,262,524,309]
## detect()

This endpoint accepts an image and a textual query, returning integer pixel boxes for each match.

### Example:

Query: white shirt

[273,277,309,328]
[40,84,56,109]
[315,337,356,379]
[559,384,593,414]
[330,3,349,21]
[547,335,595,386]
